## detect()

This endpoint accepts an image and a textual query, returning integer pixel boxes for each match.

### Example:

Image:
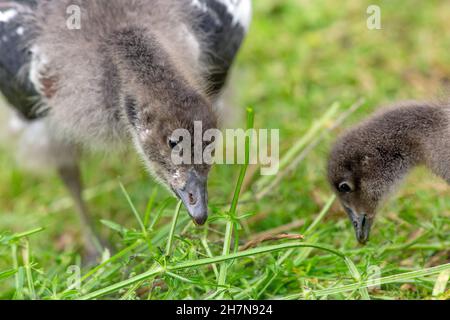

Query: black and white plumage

[0,0,252,257]
[1,0,251,119]
[0,0,38,118]
[328,102,450,244]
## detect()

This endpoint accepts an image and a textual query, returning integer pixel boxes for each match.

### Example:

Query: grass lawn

[0,0,449,299]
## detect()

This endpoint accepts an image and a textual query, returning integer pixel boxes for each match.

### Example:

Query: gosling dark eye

[338,181,353,193]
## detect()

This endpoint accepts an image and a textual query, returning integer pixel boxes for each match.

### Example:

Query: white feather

[0,9,17,23]
[217,0,252,31]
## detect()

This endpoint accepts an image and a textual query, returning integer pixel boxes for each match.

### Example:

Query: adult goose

[0,0,252,255]
[328,101,449,244]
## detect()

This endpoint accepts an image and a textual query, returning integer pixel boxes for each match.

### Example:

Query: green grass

[0,0,449,300]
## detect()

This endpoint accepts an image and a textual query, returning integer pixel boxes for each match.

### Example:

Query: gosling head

[327,114,416,244]
[125,93,217,226]
[110,28,219,225]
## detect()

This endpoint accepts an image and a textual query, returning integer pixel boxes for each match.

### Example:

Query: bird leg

[57,165,107,260]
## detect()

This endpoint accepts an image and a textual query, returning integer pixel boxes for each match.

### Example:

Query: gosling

[0,0,252,255]
[328,101,449,244]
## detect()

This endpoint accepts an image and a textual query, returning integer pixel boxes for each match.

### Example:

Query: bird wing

[0,1,39,119]
[0,0,253,116]
[189,0,252,95]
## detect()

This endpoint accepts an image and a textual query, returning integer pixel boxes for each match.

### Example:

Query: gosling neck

[104,27,212,132]
[378,103,450,183]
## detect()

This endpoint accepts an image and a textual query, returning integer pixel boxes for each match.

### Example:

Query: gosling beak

[173,171,208,225]
[343,205,373,244]
[354,214,373,244]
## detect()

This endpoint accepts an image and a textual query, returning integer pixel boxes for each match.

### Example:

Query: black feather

[190,0,246,95]
[0,1,38,119]
[124,95,138,127]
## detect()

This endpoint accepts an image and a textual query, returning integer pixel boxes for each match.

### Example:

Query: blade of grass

[22,241,36,300]
[277,195,336,265]
[79,241,347,300]
[279,263,450,299]
[344,257,370,300]
[62,205,192,297]
[217,107,254,296]
[81,240,142,282]
[276,195,369,299]
[144,189,158,227]
[255,99,364,200]
[10,227,45,242]
[149,199,172,232]
[0,268,16,281]
[59,239,144,296]
[11,244,23,300]
[232,270,273,299]
[165,201,182,256]
[120,280,145,300]
[253,102,341,196]
[165,271,207,286]
[201,235,219,280]
[304,195,336,236]
[119,182,147,237]
[432,270,449,296]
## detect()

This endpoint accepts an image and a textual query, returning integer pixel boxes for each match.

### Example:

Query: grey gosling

[328,101,449,244]
[0,0,252,256]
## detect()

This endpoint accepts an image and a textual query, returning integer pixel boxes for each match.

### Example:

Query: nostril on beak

[361,214,366,227]
[173,171,208,225]
[188,192,197,205]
